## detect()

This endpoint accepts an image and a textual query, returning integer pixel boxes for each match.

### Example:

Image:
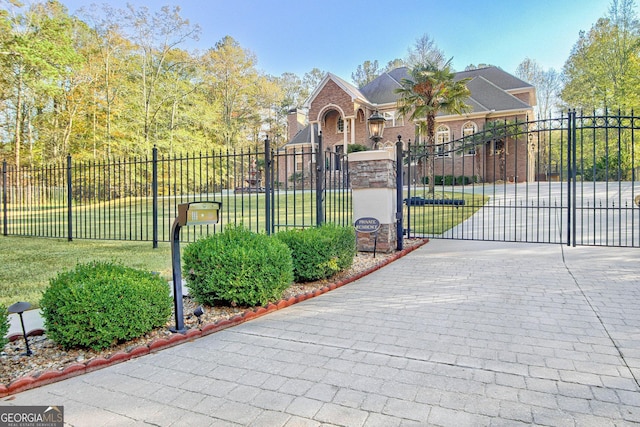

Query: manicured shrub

[0,305,9,347]
[347,144,369,153]
[183,226,294,307]
[40,261,172,351]
[276,224,356,282]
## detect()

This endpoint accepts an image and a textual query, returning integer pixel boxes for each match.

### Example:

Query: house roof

[360,68,407,104]
[454,66,533,91]
[281,123,318,149]
[304,73,368,108]
[359,66,534,109]
[453,75,531,115]
[294,66,535,143]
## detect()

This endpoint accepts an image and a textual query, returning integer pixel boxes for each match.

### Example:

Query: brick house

[282,66,536,185]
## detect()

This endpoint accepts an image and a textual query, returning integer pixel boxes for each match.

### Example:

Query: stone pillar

[348,150,397,253]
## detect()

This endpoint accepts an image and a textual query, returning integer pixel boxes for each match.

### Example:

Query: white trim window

[435,125,451,157]
[337,117,344,133]
[383,111,404,127]
[462,122,477,156]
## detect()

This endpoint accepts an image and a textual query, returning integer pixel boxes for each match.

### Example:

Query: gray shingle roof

[454,66,533,91]
[359,66,533,108]
[281,123,318,148]
[460,76,531,114]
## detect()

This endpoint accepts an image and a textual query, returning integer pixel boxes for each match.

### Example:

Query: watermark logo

[0,406,64,427]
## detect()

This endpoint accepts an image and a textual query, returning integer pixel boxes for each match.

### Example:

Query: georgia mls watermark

[0,406,63,427]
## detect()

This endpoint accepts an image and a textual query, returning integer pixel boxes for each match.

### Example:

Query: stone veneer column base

[348,150,398,253]
[356,223,397,253]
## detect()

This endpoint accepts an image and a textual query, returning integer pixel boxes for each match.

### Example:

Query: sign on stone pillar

[348,150,397,253]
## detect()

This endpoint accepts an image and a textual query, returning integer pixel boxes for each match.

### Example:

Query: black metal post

[152,146,159,248]
[571,111,577,247]
[18,312,32,356]
[2,160,7,236]
[8,302,32,356]
[566,111,576,247]
[170,217,186,333]
[264,137,272,235]
[315,131,325,226]
[66,154,72,241]
[396,135,404,251]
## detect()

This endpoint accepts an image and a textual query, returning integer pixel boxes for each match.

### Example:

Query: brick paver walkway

[2,240,640,426]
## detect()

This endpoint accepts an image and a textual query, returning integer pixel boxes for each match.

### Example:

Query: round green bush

[0,305,9,348]
[40,261,172,351]
[276,224,356,282]
[183,226,294,307]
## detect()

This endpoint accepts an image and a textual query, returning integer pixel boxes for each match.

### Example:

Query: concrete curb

[0,239,428,397]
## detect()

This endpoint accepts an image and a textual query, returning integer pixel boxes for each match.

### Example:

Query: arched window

[462,122,477,155]
[435,125,450,157]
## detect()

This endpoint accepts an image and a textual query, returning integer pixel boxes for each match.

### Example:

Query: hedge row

[422,175,479,185]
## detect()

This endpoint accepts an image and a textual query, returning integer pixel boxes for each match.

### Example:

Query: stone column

[348,150,397,253]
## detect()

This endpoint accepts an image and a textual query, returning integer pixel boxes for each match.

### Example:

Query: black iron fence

[403,110,640,247]
[1,140,351,245]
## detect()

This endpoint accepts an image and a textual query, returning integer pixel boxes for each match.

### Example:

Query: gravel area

[1,239,425,386]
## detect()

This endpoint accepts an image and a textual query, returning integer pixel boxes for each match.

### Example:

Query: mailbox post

[170,201,221,333]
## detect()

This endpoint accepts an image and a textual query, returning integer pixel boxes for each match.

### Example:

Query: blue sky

[59,0,614,80]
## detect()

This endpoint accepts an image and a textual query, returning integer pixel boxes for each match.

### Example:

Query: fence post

[566,110,576,247]
[2,160,7,236]
[264,137,272,235]
[315,131,325,226]
[67,154,73,241]
[396,136,404,251]
[152,146,158,248]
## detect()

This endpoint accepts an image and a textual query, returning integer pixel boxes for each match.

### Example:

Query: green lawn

[403,191,489,235]
[0,237,173,309]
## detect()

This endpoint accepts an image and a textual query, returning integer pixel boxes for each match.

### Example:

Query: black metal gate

[403,111,640,247]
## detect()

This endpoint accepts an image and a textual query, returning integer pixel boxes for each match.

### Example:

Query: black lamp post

[8,301,32,356]
[368,110,386,144]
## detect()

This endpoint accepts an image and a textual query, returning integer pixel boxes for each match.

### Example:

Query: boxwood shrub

[276,224,356,282]
[0,305,9,347]
[40,261,172,351]
[183,226,294,307]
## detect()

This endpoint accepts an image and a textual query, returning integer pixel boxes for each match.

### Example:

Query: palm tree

[396,59,471,193]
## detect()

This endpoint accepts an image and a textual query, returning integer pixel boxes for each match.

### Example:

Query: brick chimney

[287,108,306,141]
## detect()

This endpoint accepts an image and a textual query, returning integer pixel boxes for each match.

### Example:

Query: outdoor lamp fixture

[193,306,204,325]
[8,301,33,356]
[368,110,386,143]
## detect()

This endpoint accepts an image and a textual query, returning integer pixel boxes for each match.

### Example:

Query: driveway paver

[2,239,639,426]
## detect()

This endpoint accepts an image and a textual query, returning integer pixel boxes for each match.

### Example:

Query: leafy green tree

[516,58,561,119]
[76,3,135,159]
[201,35,261,149]
[126,4,200,155]
[396,59,471,193]
[562,0,640,110]
[302,67,326,96]
[351,60,380,88]
[2,0,82,166]
[385,58,405,72]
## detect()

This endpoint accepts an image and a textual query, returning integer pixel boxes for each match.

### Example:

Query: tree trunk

[14,74,23,167]
[426,114,436,194]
